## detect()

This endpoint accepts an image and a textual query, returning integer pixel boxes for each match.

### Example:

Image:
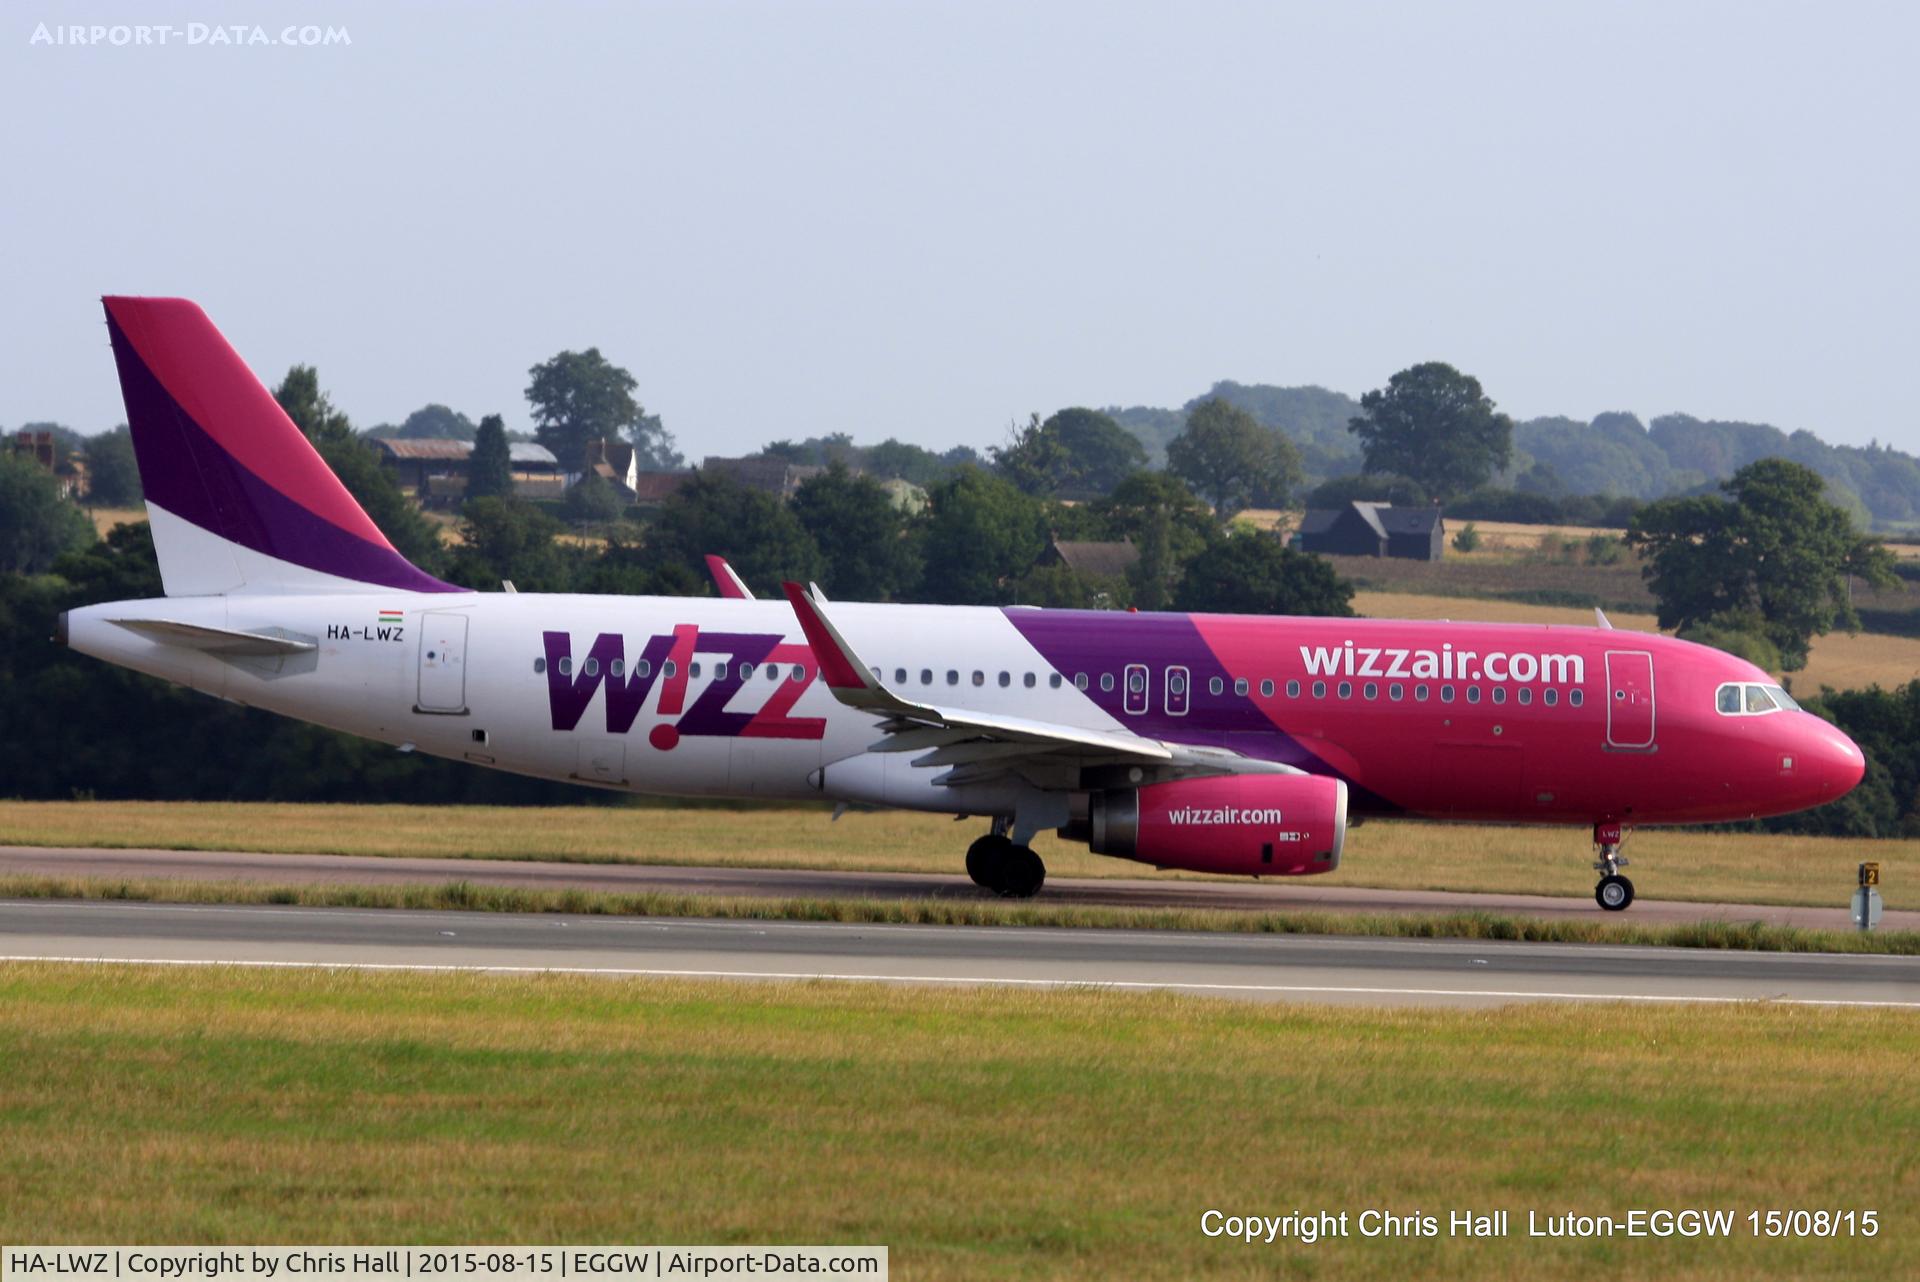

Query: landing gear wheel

[998,845,1046,899]
[1595,874,1635,912]
[965,834,1012,890]
[963,835,1046,898]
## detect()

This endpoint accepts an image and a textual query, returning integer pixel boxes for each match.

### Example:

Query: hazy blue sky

[4,0,1914,457]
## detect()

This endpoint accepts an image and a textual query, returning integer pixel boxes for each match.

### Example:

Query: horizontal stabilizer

[110,618,317,657]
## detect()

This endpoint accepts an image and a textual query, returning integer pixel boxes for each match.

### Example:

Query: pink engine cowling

[1080,773,1349,875]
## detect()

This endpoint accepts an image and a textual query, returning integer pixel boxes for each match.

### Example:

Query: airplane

[58,297,1868,911]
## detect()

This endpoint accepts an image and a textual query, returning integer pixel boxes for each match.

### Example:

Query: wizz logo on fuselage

[543,627,825,748]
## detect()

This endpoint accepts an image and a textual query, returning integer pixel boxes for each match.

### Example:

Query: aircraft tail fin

[101,296,459,597]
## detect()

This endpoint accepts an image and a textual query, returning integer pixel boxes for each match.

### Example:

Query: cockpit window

[1716,682,1797,716]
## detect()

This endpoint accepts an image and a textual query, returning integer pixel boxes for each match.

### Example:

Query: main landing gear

[1592,821,1634,912]
[966,831,1046,899]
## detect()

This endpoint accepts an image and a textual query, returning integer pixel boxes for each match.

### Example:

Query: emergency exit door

[416,613,469,714]
[1604,650,1654,749]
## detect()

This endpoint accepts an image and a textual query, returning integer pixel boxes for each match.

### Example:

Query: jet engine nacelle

[1079,773,1348,876]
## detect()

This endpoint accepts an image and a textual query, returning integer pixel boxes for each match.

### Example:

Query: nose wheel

[965,833,1046,899]
[1592,822,1633,911]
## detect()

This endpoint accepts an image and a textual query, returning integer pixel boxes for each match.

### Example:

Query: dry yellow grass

[0,963,1914,1278]
[4,801,1915,910]
[84,505,146,534]
[1355,589,1920,692]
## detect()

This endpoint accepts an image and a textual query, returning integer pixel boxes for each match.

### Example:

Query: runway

[1,898,1916,1008]
[3,843,1914,930]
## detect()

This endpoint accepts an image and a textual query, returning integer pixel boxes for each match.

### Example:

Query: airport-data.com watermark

[28,21,350,49]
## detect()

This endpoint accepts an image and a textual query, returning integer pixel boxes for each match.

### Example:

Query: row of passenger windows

[533,656,808,682]
[533,654,1583,708]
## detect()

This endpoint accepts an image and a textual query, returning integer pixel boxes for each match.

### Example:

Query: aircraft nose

[1805,718,1866,799]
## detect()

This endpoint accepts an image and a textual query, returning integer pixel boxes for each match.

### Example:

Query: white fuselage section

[63,592,1126,816]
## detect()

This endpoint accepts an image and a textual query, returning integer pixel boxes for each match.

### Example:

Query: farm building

[1035,537,1140,579]
[1295,501,1444,560]
[369,438,563,506]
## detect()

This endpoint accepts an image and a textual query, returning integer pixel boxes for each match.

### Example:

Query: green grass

[5,873,1918,955]
[0,964,1913,1278]
[5,801,1918,911]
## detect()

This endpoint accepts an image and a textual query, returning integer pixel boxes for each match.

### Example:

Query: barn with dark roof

[1295,501,1444,560]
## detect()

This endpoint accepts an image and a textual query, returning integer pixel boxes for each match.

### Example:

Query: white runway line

[3,953,1917,1008]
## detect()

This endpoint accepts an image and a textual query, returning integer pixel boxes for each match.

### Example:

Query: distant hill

[1111,382,1920,531]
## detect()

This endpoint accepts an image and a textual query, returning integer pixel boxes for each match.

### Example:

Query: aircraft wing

[781,582,1295,786]
[109,618,317,656]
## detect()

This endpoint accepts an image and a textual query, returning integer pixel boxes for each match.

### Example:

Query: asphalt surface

[2,843,1913,930]
[1,898,1915,1008]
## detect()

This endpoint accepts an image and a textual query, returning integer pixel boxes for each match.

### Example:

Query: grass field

[0,964,1912,1278]
[1354,590,1920,693]
[3,801,1914,911]
[6,872,1916,954]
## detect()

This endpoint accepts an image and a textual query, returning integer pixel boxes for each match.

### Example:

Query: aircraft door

[1124,663,1150,716]
[417,613,469,714]
[1604,650,1654,749]
[1165,665,1190,716]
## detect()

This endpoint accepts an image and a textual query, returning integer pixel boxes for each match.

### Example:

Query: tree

[1347,362,1513,500]
[1010,561,1132,609]
[0,450,94,574]
[919,466,1048,604]
[466,414,514,501]
[1305,472,1428,508]
[993,408,1147,498]
[84,425,142,508]
[1174,533,1355,617]
[367,404,477,441]
[272,366,444,572]
[446,497,567,592]
[1625,458,1899,671]
[1165,398,1302,517]
[566,472,625,524]
[789,462,920,601]
[525,348,679,473]
[647,471,822,595]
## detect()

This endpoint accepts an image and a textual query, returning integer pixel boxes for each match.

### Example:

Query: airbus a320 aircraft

[61,298,1867,910]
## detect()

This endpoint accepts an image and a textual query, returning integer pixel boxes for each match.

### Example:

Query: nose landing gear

[1592,821,1634,911]
[965,823,1046,899]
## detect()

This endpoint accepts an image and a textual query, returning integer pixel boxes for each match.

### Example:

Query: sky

[3,0,1916,458]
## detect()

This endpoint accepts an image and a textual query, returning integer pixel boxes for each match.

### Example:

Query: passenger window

[610,659,625,678]
[972,671,985,687]
[738,663,754,680]
[998,672,1011,688]
[1466,686,1480,704]
[534,657,547,674]
[689,662,701,679]
[947,670,960,685]
[761,664,774,680]
[1169,671,1188,695]
[1049,673,1062,689]
[921,669,933,685]
[639,660,653,678]
[1101,672,1116,693]
[1024,673,1036,688]
[790,665,807,683]
[1745,685,1777,713]
[583,657,599,677]
[1517,687,1530,705]
[1414,684,1429,702]
[1388,682,1403,701]
[895,668,907,684]
[1287,680,1301,698]
[1209,676,1225,696]
[1260,679,1274,697]
[1363,682,1378,700]
[1127,669,1146,694]
[1491,687,1506,704]
[1075,673,1089,690]
[1234,678,1250,696]
[663,661,676,678]
[1543,688,1558,706]
[1312,680,1327,698]
[1440,685,1455,703]
[1337,681,1353,699]
[1570,689,1584,707]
